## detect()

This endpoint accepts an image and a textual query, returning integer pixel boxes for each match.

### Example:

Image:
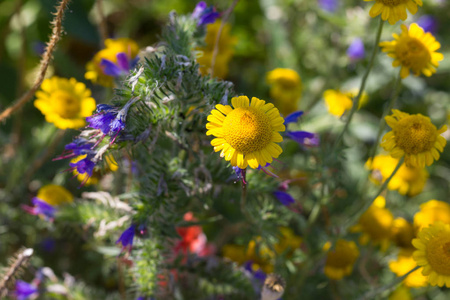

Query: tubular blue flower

[417,15,438,33]
[273,191,295,206]
[69,156,95,178]
[286,131,318,146]
[86,104,119,135]
[319,0,339,12]
[244,260,267,282]
[54,138,96,161]
[116,224,136,252]
[100,52,139,77]
[284,111,303,125]
[192,2,220,26]
[15,280,39,300]
[347,38,365,62]
[22,198,56,221]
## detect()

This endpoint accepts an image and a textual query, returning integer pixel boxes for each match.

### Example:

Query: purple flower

[244,261,267,282]
[192,2,220,26]
[15,280,38,300]
[69,156,95,178]
[284,111,303,125]
[86,105,119,135]
[417,15,438,34]
[347,38,365,62]
[286,131,317,146]
[116,224,136,252]
[22,198,56,221]
[100,52,139,77]
[318,0,338,12]
[273,191,295,206]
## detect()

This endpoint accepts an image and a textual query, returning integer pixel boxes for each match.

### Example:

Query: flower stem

[343,157,403,232]
[333,18,384,149]
[368,71,403,160]
[240,168,247,215]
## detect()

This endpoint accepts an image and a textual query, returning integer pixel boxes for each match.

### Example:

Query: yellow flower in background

[34,77,96,129]
[351,196,393,251]
[274,227,302,255]
[266,68,302,116]
[323,89,368,117]
[71,154,118,186]
[37,184,73,206]
[391,218,415,249]
[412,222,450,287]
[414,200,450,230]
[388,285,412,300]
[85,38,140,87]
[366,154,428,197]
[380,23,443,79]
[206,96,285,169]
[323,239,359,280]
[364,0,422,25]
[389,248,427,288]
[197,20,237,78]
[381,110,447,168]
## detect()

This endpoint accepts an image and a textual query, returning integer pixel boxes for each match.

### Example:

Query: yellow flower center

[53,90,81,118]
[222,107,272,154]
[426,237,450,276]
[395,37,431,71]
[394,115,437,154]
[380,0,408,6]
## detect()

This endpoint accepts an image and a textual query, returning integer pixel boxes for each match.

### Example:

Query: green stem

[343,157,404,232]
[357,266,420,300]
[334,18,384,149]
[368,71,403,160]
[240,169,248,216]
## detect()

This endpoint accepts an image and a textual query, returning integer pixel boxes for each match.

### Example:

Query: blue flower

[15,280,38,300]
[347,38,365,62]
[86,105,119,135]
[318,0,338,12]
[244,261,267,282]
[116,224,136,252]
[273,191,295,206]
[286,131,317,146]
[417,15,438,34]
[69,156,96,178]
[100,52,139,77]
[192,2,220,26]
[284,111,303,125]
[22,198,56,221]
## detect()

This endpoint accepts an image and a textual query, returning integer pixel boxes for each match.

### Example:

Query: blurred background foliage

[1,0,450,299]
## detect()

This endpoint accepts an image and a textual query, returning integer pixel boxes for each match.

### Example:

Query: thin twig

[0,248,34,297]
[209,0,240,76]
[96,0,108,46]
[0,0,71,123]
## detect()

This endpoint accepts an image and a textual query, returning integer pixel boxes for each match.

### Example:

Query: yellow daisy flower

[85,38,140,87]
[366,154,428,197]
[388,285,412,300]
[34,77,96,129]
[389,248,427,288]
[71,154,118,186]
[381,109,447,168]
[323,239,359,280]
[379,23,443,79]
[412,222,450,287]
[365,0,422,25]
[391,217,415,249]
[197,20,237,78]
[266,68,302,116]
[206,96,285,169]
[414,200,450,230]
[350,196,393,251]
[323,89,368,117]
[37,184,73,206]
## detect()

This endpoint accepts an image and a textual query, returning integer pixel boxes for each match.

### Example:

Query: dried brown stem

[209,0,239,77]
[0,0,71,123]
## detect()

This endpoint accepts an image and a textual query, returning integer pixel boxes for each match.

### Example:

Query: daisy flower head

[381,110,447,168]
[85,38,139,87]
[34,77,96,129]
[365,0,422,25]
[379,23,443,79]
[266,68,302,116]
[366,154,428,197]
[323,89,368,117]
[323,239,360,280]
[412,222,450,287]
[36,184,73,206]
[414,200,450,230]
[206,96,285,169]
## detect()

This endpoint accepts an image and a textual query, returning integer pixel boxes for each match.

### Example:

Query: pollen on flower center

[426,237,450,276]
[380,0,408,6]
[222,107,272,154]
[394,115,436,154]
[54,90,81,118]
